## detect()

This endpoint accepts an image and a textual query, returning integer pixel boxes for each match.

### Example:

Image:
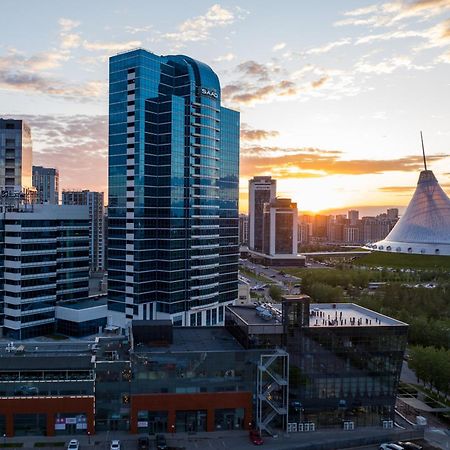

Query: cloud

[306,38,351,54]
[59,18,80,32]
[240,147,449,179]
[163,4,235,43]
[0,53,104,100]
[214,52,235,62]
[379,182,450,193]
[273,42,286,51]
[336,0,450,28]
[355,55,432,74]
[236,60,272,80]
[59,18,82,49]
[240,124,279,141]
[82,39,142,52]
[311,76,329,88]
[5,114,108,194]
[125,25,153,34]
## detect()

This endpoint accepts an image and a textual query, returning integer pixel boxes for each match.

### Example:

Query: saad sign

[198,87,218,99]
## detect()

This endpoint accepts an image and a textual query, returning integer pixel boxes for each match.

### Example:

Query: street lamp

[87,431,91,445]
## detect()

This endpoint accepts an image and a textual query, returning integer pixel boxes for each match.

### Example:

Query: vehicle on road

[67,440,79,450]
[155,434,168,450]
[249,430,263,445]
[137,437,149,450]
[396,442,422,450]
[379,443,404,450]
[110,440,120,450]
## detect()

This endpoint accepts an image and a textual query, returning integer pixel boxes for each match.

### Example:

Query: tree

[269,285,282,302]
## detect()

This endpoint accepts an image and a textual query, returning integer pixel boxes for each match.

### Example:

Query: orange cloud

[240,148,449,178]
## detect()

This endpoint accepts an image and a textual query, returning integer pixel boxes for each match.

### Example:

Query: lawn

[353,251,450,270]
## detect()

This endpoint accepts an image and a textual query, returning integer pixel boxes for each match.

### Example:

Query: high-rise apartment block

[262,198,298,255]
[1,205,90,339]
[108,49,239,326]
[32,166,59,204]
[0,119,35,202]
[62,190,105,272]
[248,176,276,252]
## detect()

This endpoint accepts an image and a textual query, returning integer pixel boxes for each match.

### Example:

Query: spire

[420,131,427,171]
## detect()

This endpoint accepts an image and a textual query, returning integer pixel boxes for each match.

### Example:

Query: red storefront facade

[130,392,252,433]
[0,396,95,437]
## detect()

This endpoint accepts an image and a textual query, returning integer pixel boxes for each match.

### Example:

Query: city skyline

[0,0,449,212]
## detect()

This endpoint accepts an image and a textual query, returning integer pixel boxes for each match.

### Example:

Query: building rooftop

[134,327,244,353]
[227,302,407,330]
[58,297,107,310]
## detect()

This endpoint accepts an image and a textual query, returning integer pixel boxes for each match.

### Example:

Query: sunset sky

[0,0,449,213]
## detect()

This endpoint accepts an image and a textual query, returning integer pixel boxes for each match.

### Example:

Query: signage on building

[137,421,148,427]
[199,87,218,99]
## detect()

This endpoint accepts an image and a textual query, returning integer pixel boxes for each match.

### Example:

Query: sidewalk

[3,427,425,450]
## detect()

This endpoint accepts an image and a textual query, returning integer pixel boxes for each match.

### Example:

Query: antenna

[420,131,427,171]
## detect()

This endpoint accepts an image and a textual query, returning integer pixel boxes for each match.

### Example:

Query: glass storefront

[214,408,244,430]
[54,414,87,435]
[175,410,207,433]
[137,411,167,435]
[13,414,46,436]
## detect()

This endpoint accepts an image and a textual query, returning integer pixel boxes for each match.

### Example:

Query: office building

[108,49,239,326]
[248,176,276,252]
[348,209,359,225]
[262,198,298,255]
[32,166,59,204]
[62,190,105,272]
[0,119,35,204]
[238,213,249,246]
[0,298,407,437]
[1,204,90,339]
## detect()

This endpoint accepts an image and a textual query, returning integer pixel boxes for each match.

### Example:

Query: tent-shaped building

[368,169,450,256]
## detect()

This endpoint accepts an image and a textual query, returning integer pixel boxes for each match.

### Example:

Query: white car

[379,444,404,450]
[110,440,121,450]
[67,440,79,450]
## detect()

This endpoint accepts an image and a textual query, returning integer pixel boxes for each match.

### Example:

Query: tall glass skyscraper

[108,49,239,326]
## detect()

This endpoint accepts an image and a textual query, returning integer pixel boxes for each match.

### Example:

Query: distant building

[248,176,276,252]
[262,198,298,255]
[238,214,249,245]
[1,204,90,339]
[32,166,59,204]
[0,119,35,202]
[387,208,399,220]
[348,209,359,225]
[62,190,105,272]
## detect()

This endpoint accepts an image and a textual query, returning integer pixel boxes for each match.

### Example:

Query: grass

[352,251,450,270]
[239,267,274,284]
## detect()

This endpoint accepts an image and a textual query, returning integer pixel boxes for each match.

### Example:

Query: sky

[0,0,449,213]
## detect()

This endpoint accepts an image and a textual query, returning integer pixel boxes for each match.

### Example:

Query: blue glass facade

[108,49,239,323]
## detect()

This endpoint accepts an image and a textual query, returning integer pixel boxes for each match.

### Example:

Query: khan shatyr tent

[368,169,450,256]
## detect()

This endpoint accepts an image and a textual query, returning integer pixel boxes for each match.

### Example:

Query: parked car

[249,430,263,445]
[155,434,167,450]
[67,440,79,450]
[396,442,423,450]
[379,444,404,450]
[110,440,120,450]
[137,437,149,450]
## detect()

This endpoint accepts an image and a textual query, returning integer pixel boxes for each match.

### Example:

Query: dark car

[249,430,263,445]
[137,437,149,450]
[155,434,167,450]
[396,442,423,450]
